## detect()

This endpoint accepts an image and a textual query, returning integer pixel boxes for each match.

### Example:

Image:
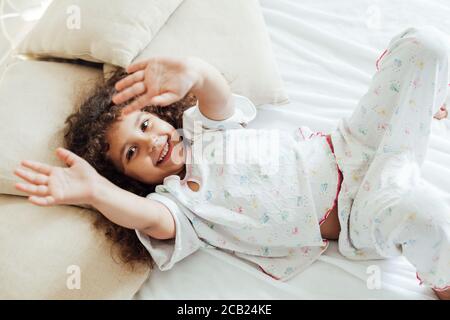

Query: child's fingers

[127,61,149,74]
[149,92,180,107]
[14,168,49,185]
[114,70,145,92]
[56,148,80,167]
[122,95,151,115]
[21,160,52,175]
[15,182,49,197]
[112,82,146,105]
[28,195,56,207]
[122,91,180,115]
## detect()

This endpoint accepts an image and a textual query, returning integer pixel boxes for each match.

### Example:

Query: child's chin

[166,162,184,174]
[166,160,186,177]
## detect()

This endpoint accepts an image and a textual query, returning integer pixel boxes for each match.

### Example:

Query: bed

[133,0,450,300]
[1,0,449,300]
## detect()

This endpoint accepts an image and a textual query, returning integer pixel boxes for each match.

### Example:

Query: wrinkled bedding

[134,0,450,300]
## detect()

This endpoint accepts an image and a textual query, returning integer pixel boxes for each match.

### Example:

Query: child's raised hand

[112,57,199,115]
[14,148,100,206]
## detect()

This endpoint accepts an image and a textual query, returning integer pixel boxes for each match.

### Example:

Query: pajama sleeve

[135,193,201,271]
[182,93,257,140]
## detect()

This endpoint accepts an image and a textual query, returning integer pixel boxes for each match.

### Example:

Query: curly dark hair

[64,68,197,268]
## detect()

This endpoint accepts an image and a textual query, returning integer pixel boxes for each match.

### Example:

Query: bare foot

[434,104,448,120]
[433,288,450,300]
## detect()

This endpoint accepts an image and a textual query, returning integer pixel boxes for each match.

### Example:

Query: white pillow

[17,0,184,67]
[0,59,103,196]
[104,0,289,106]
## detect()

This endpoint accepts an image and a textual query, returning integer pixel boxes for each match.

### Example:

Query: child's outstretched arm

[91,174,175,239]
[112,56,234,121]
[14,148,175,240]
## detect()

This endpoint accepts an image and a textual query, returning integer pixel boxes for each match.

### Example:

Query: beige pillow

[104,0,288,106]
[0,194,149,299]
[17,0,184,67]
[0,59,105,196]
[0,59,150,299]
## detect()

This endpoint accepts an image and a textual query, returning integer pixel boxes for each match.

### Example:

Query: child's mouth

[157,136,172,165]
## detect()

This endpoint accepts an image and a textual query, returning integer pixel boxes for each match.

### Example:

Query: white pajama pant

[330,27,450,290]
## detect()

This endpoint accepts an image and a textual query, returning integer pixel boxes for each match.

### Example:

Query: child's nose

[136,131,156,151]
[146,134,158,151]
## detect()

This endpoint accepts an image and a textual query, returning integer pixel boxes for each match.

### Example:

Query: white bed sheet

[134,0,450,300]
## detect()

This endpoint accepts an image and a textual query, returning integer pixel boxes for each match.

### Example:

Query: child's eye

[141,119,150,132]
[126,146,137,161]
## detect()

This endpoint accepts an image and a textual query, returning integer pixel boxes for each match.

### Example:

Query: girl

[14,27,450,299]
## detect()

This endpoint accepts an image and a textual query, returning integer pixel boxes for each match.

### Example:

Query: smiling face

[106,111,186,185]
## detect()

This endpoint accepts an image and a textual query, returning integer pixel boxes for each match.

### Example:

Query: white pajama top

[136,94,342,280]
